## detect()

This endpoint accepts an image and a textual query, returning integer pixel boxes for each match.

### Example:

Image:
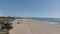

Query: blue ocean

[32,18,60,25]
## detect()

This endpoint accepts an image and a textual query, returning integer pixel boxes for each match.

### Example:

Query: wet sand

[10,18,60,34]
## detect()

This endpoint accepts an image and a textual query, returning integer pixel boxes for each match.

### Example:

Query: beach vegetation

[0,16,14,34]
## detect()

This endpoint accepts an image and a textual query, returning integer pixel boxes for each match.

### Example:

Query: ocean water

[32,18,60,25]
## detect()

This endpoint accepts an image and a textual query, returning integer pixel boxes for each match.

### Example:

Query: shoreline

[33,19,60,26]
[10,18,60,34]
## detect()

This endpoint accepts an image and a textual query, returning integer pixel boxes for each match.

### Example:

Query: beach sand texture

[10,19,60,34]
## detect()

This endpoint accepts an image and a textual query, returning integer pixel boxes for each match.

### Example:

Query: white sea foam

[34,20,60,26]
[48,22,58,25]
[43,21,59,25]
[44,21,60,26]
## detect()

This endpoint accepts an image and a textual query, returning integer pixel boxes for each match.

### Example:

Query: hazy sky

[0,0,60,18]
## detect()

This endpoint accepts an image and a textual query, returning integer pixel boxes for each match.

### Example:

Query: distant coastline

[32,18,60,26]
[0,17,60,25]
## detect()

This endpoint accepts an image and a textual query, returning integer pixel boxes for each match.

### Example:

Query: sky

[0,0,60,18]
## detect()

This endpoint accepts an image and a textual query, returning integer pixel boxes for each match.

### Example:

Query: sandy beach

[10,18,60,34]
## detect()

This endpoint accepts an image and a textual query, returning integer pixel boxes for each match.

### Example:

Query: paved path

[10,19,60,34]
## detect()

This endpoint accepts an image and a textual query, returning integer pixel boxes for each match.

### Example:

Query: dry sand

[10,18,60,34]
